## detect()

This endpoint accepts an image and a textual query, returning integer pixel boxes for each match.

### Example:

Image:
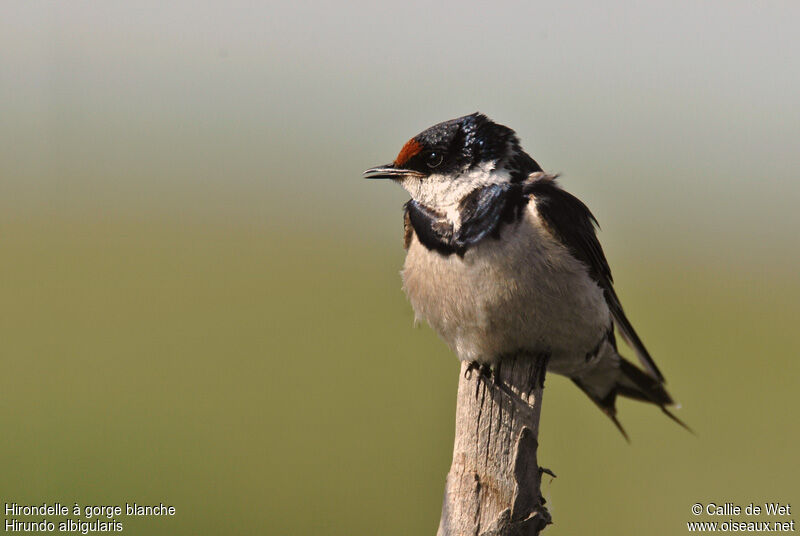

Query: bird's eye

[426,151,443,169]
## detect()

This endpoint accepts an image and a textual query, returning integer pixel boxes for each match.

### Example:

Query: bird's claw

[465,361,496,382]
[480,363,494,381]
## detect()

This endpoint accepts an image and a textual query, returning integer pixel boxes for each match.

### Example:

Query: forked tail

[572,356,692,441]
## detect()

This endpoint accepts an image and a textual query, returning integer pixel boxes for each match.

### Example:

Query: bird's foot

[464,361,497,383]
[464,361,480,379]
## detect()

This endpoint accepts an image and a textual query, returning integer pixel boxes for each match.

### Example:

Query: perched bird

[364,112,686,437]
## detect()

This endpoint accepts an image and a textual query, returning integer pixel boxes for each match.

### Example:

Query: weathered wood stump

[437,354,551,536]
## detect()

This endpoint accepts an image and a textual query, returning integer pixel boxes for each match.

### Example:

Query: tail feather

[617,357,672,405]
[572,356,689,439]
[661,406,695,434]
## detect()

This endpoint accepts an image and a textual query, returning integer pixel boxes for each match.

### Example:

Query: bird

[364,112,687,438]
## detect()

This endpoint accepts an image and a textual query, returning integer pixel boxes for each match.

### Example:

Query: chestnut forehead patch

[395,138,423,167]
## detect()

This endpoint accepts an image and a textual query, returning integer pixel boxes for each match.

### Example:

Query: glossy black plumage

[397,113,541,178]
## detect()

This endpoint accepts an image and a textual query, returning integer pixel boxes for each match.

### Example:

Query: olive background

[2,2,798,534]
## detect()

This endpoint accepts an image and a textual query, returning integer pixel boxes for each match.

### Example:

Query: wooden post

[437,353,551,536]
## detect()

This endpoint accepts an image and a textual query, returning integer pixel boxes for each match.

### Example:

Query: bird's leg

[491,361,502,385]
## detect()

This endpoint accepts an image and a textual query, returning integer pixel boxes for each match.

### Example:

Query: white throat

[400,161,510,229]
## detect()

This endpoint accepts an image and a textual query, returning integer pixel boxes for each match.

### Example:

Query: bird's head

[364,113,541,216]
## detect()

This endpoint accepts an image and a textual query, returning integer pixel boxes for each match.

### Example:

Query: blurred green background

[1,1,798,534]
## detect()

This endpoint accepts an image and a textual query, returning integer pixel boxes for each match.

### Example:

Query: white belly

[401,204,610,375]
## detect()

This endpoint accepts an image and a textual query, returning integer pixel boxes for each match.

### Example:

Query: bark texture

[437,354,551,536]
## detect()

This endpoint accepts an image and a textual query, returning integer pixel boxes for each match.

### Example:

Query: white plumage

[402,197,611,378]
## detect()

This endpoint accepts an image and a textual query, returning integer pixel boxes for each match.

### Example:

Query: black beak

[363,165,422,180]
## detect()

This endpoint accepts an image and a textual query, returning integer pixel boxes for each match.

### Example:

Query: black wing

[525,177,665,382]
